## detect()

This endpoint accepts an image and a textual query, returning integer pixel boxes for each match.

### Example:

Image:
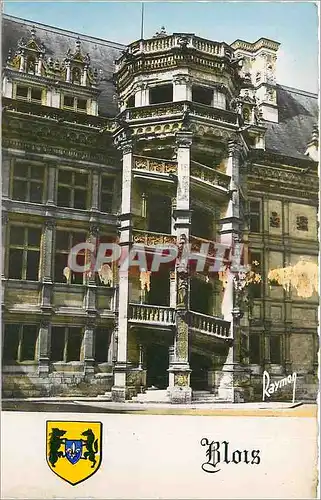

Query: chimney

[305,125,319,161]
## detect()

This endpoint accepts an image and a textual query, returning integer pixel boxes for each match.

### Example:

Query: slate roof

[265,85,319,161]
[2,15,319,161]
[2,14,125,117]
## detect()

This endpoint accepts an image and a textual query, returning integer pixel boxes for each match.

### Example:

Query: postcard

[1,1,319,498]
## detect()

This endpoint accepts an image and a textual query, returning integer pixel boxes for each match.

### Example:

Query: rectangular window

[11,161,44,203]
[249,334,261,364]
[54,229,87,284]
[100,175,115,213]
[16,85,43,103]
[16,85,29,99]
[8,226,41,280]
[191,207,213,240]
[127,95,135,108]
[147,194,172,234]
[270,336,282,364]
[77,98,87,112]
[30,88,42,102]
[2,324,38,362]
[192,85,213,106]
[57,169,88,209]
[50,326,83,362]
[149,84,173,105]
[63,95,75,109]
[249,200,261,233]
[95,328,111,363]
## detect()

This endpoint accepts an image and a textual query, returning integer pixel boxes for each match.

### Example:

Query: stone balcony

[122,101,238,126]
[128,303,231,341]
[132,155,230,195]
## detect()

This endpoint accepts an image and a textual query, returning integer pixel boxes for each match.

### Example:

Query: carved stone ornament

[175,132,193,148]
[270,211,280,228]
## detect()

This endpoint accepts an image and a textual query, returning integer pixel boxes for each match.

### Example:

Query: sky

[3,1,319,93]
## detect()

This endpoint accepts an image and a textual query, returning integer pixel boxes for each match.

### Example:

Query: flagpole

[140,2,144,40]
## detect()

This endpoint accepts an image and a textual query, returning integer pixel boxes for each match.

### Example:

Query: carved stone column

[85,224,98,313]
[111,139,133,402]
[168,131,193,404]
[217,140,243,401]
[38,320,50,376]
[40,219,55,311]
[83,320,95,375]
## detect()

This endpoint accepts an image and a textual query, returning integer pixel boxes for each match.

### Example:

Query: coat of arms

[46,421,102,485]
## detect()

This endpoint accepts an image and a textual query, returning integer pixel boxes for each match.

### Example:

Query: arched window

[72,67,81,84]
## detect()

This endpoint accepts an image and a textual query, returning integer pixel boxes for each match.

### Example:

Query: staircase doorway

[146,344,169,389]
[190,352,212,390]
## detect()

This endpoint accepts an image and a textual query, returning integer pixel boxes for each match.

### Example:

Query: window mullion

[17,326,23,362]
[64,328,68,362]
[22,228,29,280]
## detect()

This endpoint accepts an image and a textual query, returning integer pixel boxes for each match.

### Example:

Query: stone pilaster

[173,75,191,102]
[40,219,55,312]
[46,163,57,206]
[38,320,50,376]
[284,328,292,374]
[83,320,95,375]
[2,211,8,279]
[134,82,149,107]
[168,131,193,404]
[111,139,133,402]
[91,169,100,211]
[2,157,11,199]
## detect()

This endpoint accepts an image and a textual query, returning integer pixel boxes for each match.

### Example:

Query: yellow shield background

[46,421,102,485]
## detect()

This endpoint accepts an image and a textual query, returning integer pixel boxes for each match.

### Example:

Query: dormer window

[62,95,88,113]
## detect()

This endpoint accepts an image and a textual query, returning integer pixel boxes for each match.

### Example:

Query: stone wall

[2,371,113,398]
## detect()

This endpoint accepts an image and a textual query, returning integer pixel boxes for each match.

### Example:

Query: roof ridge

[277,83,318,99]
[2,13,125,50]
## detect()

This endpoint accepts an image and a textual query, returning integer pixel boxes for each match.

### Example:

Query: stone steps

[131,389,170,403]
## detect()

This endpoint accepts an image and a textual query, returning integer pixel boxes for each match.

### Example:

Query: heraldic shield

[46,421,102,485]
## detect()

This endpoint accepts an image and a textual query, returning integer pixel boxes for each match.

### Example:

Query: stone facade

[1,15,319,402]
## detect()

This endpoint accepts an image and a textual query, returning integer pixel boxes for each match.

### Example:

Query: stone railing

[190,102,238,125]
[123,101,237,127]
[129,303,176,325]
[132,230,176,246]
[126,102,185,120]
[191,161,230,190]
[117,35,230,64]
[133,155,177,174]
[188,311,231,339]
[2,97,115,131]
